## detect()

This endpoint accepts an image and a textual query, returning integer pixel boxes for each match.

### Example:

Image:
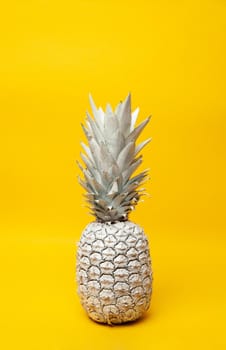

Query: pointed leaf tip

[124,92,131,106]
[89,93,96,107]
[127,91,131,98]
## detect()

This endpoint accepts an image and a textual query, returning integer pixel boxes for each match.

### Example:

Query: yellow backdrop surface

[0,0,226,349]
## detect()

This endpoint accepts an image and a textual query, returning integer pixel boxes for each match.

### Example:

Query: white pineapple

[76,93,153,325]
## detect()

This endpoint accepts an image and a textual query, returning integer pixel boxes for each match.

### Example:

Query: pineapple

[76,93,153,325]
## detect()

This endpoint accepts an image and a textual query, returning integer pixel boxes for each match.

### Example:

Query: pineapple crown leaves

[78,93,152,222]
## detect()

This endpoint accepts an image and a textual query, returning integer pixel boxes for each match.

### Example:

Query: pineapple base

[76,221,152,325]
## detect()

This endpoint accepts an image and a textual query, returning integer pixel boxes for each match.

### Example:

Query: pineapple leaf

[122,157,142,184]
[117,142,135,171]
[118,93,131,137]
[127,116,151,144]
[89,93,104,131]
[86,111,104,144]
[135,138,152,156]
[131,107,140,131]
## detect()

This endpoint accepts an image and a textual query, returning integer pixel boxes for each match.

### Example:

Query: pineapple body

[76,221,152,324]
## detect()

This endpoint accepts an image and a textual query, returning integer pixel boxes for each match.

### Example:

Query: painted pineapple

[76,93,153,324]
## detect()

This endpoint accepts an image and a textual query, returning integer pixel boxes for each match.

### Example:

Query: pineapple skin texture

[76,221,152,325]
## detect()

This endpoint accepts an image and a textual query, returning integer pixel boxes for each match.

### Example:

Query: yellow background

[0,0,226,349]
